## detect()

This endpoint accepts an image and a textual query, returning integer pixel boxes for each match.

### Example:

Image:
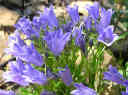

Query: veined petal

[99,9,113,28]
[97,26,118,47]
[43,29,71,56]
[67,5,80,25]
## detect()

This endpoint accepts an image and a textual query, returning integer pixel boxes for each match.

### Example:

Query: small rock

[0,6,19,26]
[0,30,13,65]
[54,7,66,17]
[0,30,8,58]
[2,0,23,7]
[103,51,113,66]
[0,70,4,83]
[0,54,12,65]
[75,50,82,65]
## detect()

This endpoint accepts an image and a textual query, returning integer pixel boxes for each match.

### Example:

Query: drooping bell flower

[58,65,72,86]
[84,16,92,31]
[100,9,113,28]
[15,17,40,38]
[32,16,43,32]
[89,39,93,48]
[46,67,58,79]
[3,58,47,86]
[71,83,97,95]
[43,29,71,56]
[39,5,58,30]
[103,65,128,87]
[72,27,82,46]
[97,8,113,34]
[85,2,99,22]
[62,21,74,33]
[72,27,86,54]
[67,5,80,25]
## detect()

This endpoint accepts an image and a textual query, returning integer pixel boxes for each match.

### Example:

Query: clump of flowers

[2,2,127,95]
[104,65,128,94]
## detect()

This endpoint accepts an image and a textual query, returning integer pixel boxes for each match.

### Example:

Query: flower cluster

[104,65,128,94]
[43,29,71,56]
[3,58,47,86]
[104,65,128,87]
[2,1,120,95]
[15,17,40,38]
[85,2,118,46]
[5,31,44,66]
